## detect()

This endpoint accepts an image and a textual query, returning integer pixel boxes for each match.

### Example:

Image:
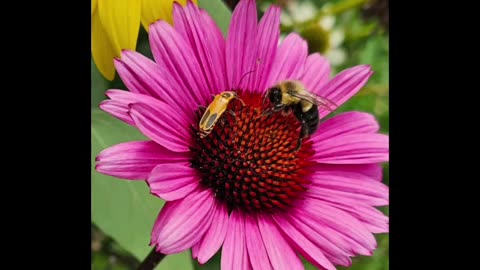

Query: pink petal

[292,206,363,257]
[247,5,280,91]
[151,189,215,254]
[173,2,228,94]
[242,233,253,270]
[317,65,373,118]
[319,200,389,233]
[300,53,331,93]
[149,20,211,106]
[114,50,197,118]
[192,202,229,264]
[221,210,250,270]
[313,112,380,142]
[310,172,389,201]
[147,163,199,201]
[114,51,163,98]
[312,163,384,181]
[307,168,388,206]
[283,213,354,266]
[104,89,161,104]
[191,242,200,260]
[99,99,135,126]
[308,184,388,206]
[312,133,389,164]
[272,214,336,270]
[128,103,191,152]
[266,33,308,87]
[226,0,258,90]
[199,8,226,60]
[295,199,377,255]
[96,141,189,180]
[244,214,272,270]
[100,89,175,126]
[257,215,304,270]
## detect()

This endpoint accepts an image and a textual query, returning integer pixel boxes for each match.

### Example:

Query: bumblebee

[263,80,337,149]
[198,91,245,138]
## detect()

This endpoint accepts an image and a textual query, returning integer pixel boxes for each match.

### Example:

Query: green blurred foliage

[92,224,139,270]
[332,5,389,134]
[199,0,233,35]
[91,0,389,269]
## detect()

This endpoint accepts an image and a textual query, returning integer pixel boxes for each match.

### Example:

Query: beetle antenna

[233,69,256,90]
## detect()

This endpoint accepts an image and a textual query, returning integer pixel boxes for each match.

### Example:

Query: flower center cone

[190,91,315,213]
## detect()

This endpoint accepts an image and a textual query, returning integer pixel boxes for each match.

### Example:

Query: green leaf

[92,108,194,270]
[92,253,110,270]
[194,251,221,270]
[358,35,389,85]
[198,0,232,36]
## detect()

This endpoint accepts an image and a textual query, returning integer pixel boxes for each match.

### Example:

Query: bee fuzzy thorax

[264,80,335,149]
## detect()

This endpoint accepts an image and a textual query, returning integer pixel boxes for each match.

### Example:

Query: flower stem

[136,248,166,270]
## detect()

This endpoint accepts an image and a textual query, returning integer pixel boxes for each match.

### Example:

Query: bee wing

[288,91,338,111]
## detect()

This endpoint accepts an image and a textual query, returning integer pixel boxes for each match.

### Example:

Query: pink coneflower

[95,0,389,269]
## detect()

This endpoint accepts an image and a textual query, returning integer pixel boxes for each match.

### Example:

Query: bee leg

[295,137,303,151]
[295,122,309,151]
[273,104,286,112]
[262,94,269,108]
[256,108,271,119]
[261,109,272,117]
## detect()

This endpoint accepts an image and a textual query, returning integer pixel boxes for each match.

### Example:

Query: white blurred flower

[318,15,335,30]
[265,0,347,66]
[280,0,316,25]
[324,28,346,66]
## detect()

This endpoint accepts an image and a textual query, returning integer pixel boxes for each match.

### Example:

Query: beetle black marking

[206,113,218,129]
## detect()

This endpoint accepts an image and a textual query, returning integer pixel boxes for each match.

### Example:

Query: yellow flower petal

[140,0,197,32]
[91,10,116,81]
[98,0,141,54]
[92,0,98,15]
[141,0,173,30]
